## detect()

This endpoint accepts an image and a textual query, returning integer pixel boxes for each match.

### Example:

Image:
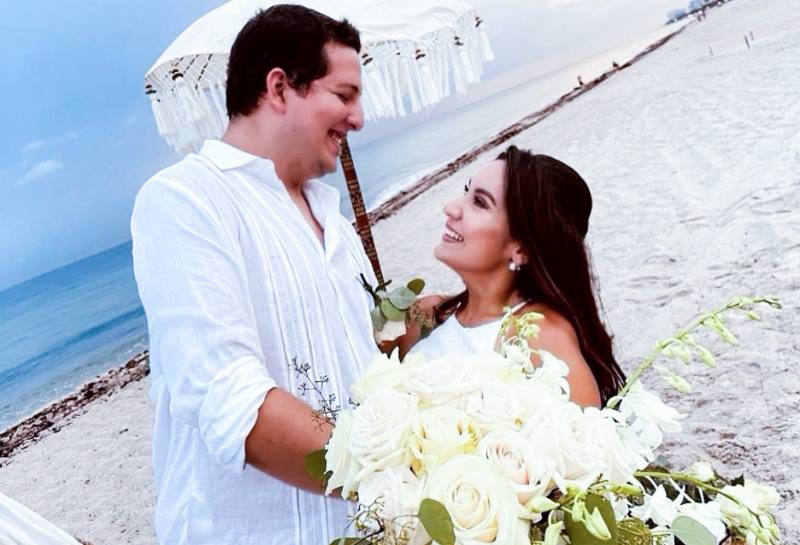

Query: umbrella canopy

[145,0,494,156]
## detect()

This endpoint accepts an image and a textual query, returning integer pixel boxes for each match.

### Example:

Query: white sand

[1,0,798,542]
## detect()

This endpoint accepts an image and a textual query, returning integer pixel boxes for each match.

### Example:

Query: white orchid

[630,485,682,527]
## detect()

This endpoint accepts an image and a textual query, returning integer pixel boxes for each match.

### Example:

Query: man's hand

[244,388,333,493]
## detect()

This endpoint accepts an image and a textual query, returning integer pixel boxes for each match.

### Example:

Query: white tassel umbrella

[144,0,494,283]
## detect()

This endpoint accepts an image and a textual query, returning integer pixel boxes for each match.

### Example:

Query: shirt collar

[199,139,263,171]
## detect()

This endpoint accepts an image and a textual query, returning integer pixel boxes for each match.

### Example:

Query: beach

[2,0,798,542]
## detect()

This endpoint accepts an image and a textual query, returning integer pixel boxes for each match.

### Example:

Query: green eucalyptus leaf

[407,278,426,295]
[370,305,387,330]
[389,286,417,310]
[328,538,363,545]
[304,449,328,484]
[564,494,618,545]
[672,516,716,545]
[380,299,406,321]
[418,498,456,545]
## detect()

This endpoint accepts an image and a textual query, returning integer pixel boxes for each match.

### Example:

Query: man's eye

[336,93,350,103]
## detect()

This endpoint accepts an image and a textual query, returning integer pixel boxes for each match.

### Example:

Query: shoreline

[0,22,691,461]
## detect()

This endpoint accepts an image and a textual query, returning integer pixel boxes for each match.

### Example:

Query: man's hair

[226,4,361,118]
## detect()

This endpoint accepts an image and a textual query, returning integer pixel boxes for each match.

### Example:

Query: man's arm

[132,178,332,489]
[245,388,331,492]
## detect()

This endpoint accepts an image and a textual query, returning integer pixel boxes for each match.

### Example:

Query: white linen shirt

[131,139,378,545]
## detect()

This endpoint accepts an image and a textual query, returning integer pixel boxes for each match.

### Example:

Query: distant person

[131,5,377,545]
[398,146,626,407]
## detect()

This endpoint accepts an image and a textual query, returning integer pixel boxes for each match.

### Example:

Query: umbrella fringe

[144,9,494,155]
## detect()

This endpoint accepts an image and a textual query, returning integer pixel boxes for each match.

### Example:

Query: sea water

[0,242,147,430]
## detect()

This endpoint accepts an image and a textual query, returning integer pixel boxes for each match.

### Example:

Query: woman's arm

[392,294,447,359]
[505,304,601,407]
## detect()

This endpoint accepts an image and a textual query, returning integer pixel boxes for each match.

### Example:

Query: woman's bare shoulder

[517,302,579,347]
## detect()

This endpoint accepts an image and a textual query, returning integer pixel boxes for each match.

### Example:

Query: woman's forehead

[471,160,506,194]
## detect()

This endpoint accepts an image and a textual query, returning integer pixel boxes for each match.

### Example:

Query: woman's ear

[263,68,289,112]
[512,246,529,266]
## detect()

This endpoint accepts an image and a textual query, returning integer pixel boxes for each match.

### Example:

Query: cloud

[15,159,64,187]
[65,131,80,140]
[20,139,47,154]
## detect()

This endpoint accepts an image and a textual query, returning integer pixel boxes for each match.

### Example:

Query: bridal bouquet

[305,296,782,545]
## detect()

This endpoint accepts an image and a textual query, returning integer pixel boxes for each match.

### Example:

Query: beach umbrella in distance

[144,0,494,284]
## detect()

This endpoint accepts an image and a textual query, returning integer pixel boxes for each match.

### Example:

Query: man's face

[282,42,364,182]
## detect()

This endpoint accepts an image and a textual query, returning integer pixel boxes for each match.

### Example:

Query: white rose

[374,319,407,343]
[464,377,525,434]
[407,353,501,407]
[350,350,424,404]
[423,455,531,545]
[524,402,602,491]
[350,388,417,479]
[325,411,359,497]
[476,429,555,516]
[512,380,563,428]
[410,406,481,472]
[357,466,425,540]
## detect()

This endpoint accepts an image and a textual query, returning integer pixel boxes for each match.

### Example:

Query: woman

[398,145,625,407]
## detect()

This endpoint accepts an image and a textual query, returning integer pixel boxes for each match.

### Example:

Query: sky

[0,0,682,291]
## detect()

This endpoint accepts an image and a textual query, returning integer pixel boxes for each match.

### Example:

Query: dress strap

[508,299,531,313]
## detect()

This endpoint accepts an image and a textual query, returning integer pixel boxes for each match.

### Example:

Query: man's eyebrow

[337,83,361,95]
[475,187,496,206]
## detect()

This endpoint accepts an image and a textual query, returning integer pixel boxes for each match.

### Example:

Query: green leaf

[370,305,387,330]
[564,494,618,545]
[389,286,417,310]
[418,498,456,545]
[328,538,363,545]
[731,474,745,486]
[304,449,328,484]
[672,515,716,545]
[380,299,406,321]
[407,278,426,295]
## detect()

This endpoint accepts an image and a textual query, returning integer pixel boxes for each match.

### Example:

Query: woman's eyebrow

[475,187,496,206]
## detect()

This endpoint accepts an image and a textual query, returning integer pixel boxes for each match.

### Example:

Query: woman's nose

[443,199,461,219]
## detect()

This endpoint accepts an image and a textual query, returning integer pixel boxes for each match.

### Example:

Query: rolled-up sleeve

[131,177,276,472]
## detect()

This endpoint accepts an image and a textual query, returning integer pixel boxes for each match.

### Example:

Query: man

[131,6,377,544]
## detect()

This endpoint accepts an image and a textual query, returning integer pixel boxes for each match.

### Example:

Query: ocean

[0,242,147,430]
[0,24,678,432]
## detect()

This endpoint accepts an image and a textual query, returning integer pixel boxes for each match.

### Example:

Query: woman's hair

[436,145,625,403]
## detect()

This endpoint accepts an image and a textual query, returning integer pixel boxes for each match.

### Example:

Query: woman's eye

[336,93,350,103]
[474,196,488,209]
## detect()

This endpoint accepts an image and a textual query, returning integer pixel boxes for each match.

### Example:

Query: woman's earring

[508,260,520,272]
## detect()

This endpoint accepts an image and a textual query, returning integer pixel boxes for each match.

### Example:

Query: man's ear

[264,68,289,112]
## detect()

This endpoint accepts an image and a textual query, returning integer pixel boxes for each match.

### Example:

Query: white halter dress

[409,300,529,359]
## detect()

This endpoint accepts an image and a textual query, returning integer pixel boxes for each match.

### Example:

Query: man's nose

[348,98,365,132]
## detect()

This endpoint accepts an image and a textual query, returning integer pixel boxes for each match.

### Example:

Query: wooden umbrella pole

[340,137,385,286]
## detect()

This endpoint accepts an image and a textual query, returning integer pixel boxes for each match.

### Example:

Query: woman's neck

[457,274,521,326]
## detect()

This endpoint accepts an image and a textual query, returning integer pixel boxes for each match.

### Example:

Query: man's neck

[222,116,307,192]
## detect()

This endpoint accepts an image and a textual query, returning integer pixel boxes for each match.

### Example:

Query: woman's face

[434,160,521,275]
